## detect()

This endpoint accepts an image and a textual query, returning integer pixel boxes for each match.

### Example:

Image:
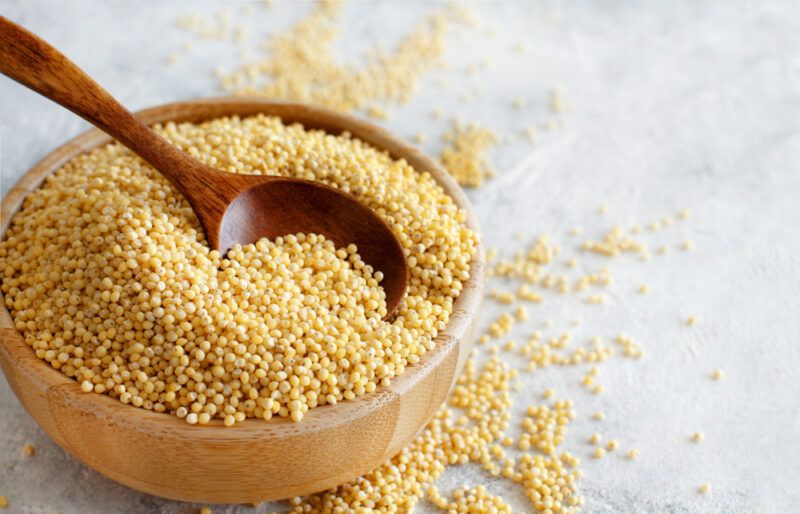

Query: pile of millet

[0,114,478,425]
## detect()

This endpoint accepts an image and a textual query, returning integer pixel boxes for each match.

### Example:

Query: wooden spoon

[0,17,408,316]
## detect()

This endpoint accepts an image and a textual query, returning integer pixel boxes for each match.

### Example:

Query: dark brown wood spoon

[0,17,408,316]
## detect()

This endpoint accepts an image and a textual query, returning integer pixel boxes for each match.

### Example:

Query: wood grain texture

[0,16,409,316]
[0,98,484,503]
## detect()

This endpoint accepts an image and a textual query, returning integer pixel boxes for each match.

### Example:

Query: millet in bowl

[0,113,478,426]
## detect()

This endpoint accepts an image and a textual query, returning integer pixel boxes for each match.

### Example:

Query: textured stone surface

[1,1,799,512]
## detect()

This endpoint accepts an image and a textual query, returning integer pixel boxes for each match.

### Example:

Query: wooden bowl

[0,98,484,504]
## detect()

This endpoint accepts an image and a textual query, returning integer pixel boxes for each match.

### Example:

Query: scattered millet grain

[520,400,576,455]
[606,439,618,451]
[293,357,586,512]
[517,285,542,302]
[691,431,705,443]
[614,333,644,359]
[219,2,468,113]
[428,485,512,513]
[551,87,569,113]
[698,483,712,494]
[440,121,498,187]
[711,369,725,381]
[199,507,212,514]
[627,448,640,460]
[589,433,602,445]
[366,105,388,120]
[21,444,35,457]
[489,289,516,305]
[587,294,606,305]
[0,496,6,509]
[485,312,516,339]
[591,411,605,421]
[681,239,694,251]
[582,226,646,257]
[687,315,699,326]
[639,284,651,294]
[177,10,232,40]
[593,447,606,459]
[0,114,477,425]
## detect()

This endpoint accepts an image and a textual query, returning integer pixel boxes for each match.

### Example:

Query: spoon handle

[0,17,213,193]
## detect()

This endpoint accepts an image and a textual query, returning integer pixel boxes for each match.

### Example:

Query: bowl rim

[0,96,484,436]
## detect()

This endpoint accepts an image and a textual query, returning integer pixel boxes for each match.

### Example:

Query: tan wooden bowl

[0,97,484,504]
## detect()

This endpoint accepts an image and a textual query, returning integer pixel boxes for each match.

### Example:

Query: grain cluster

[0,114,478,425]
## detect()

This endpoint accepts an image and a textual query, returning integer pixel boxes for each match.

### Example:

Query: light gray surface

[1,1,799,513]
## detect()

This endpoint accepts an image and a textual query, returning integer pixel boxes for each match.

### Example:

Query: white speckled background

[1,1,799,513]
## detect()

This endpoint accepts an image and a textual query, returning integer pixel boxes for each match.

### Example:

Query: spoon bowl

[217,176,409,312]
